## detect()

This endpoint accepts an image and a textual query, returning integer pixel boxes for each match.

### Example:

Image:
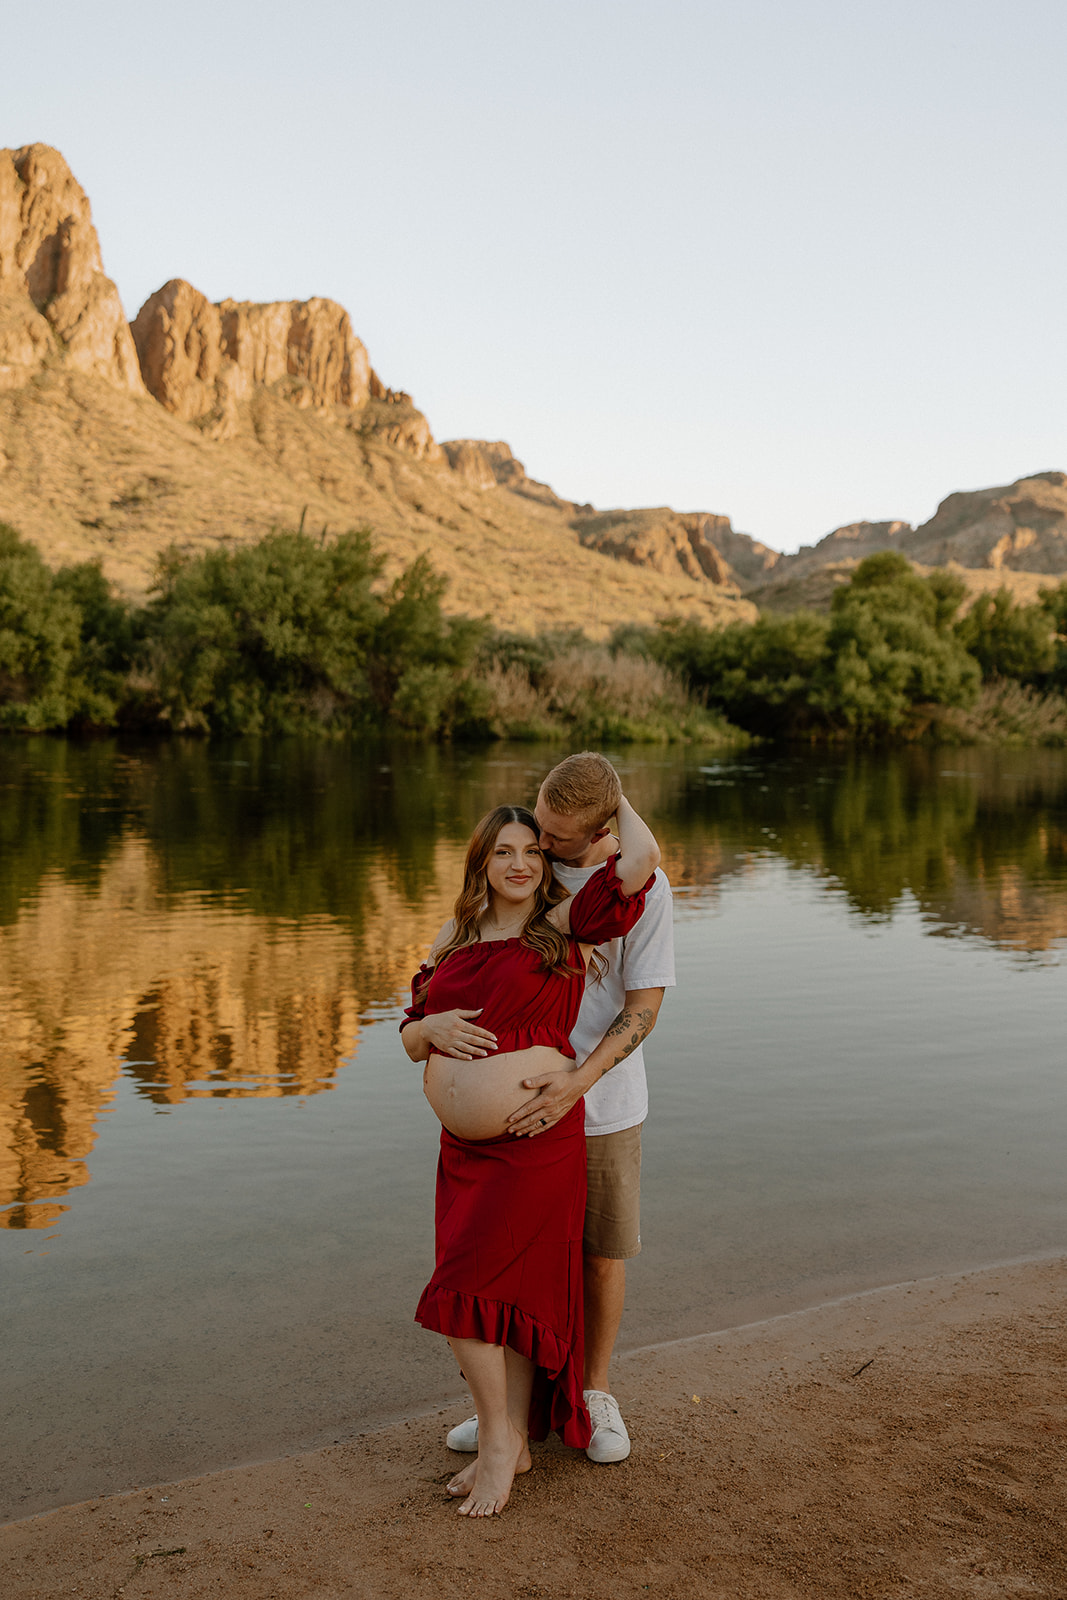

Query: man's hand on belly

[509,987,665,1136]
[507,1062,597,1138]
[421,1009,498,1060]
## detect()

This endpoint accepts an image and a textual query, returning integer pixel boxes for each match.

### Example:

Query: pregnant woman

[400,789,659,1517]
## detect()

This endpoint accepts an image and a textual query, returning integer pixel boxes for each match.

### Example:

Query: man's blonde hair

[540,752,621,832]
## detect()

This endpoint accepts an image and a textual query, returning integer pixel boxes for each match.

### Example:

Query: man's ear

[590,824,612,842]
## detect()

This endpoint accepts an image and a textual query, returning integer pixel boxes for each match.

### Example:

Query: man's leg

[582,1124,642,1462]
[583,1253,626,1393]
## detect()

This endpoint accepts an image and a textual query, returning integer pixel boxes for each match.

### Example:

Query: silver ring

[540,1118,547,1126]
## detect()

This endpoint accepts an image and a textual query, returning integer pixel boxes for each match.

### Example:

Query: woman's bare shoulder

[546,899,571,934]
[429,918,456,960]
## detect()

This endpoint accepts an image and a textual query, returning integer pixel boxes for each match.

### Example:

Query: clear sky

[3,0,1065,552]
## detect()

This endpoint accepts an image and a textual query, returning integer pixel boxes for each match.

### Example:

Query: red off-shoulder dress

[401,856,651,1449]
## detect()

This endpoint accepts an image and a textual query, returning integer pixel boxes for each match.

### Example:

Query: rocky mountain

[0,143,758,635]
[0,145,144,395]
[2,143,1065,632]
[572,507,781,588]
[748,478,1067,612]
[440,439,575,509]
[770,521,910,580]
[902,472,1067,573]
[131,280,372,432]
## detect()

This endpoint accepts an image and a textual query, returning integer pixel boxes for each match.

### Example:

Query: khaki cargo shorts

[583,1123,642,1260]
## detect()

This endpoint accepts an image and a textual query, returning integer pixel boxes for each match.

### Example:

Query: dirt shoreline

[4,1256,1066,1599]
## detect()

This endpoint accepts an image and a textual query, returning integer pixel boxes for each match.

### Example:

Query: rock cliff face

[441,439,573,508]
[572,507,750,587]
[902,473,1067,573]
[131,279,372,435]
[435,442,772,589]
[0,144,144,394]
[765,520,912,585]
[748,477,1067,612]
[128,280,224,423]
[363,393,443,463]
[701,523,781,586]
[441,438,498,490]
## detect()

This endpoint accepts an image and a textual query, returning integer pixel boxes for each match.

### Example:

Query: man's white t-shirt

[551,858,675,1138]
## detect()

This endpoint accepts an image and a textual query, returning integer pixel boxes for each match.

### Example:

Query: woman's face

[485,822,544,906]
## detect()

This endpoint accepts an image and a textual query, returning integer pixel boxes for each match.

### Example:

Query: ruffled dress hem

[415,1285,592,1449]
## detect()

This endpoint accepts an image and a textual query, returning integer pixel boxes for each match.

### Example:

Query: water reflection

[674,748,1067,952]
[1,738,1065,1230]
[0,765,466,1226]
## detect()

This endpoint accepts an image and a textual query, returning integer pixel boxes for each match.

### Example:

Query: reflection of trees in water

[0,739,129,926]
[668,747,1067,950]
[0,736,722,925]
[124,738,452,921]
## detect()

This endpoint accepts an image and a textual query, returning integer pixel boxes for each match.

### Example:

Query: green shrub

[818,553,979,733]
[143,528,386,733]
[614,612,828,736]
[611,553,981,739]
[953,589,1056,682]
[51,559,141,725]
[0,525,85,729]
[369,553,488,726]
[1038,580,1067,689]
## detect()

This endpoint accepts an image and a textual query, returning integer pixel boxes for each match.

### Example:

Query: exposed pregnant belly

[424,1045,574,1140]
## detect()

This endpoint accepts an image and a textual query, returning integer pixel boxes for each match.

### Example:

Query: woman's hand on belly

[419,1008,498,1060]
[423,1046,574,1141]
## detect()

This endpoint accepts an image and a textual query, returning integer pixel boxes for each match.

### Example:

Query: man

[445,752,675,1463]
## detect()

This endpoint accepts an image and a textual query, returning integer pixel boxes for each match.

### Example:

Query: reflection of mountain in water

[0,832,462,1228]
[926,864,1067,952]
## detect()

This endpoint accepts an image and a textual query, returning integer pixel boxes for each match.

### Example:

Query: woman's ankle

[478,1416,522,1452]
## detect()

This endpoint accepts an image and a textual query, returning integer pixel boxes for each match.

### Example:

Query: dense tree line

[615,552,1067,741]
[0,524,726,742]
[0,523,494,736]
[1,528,1065,743]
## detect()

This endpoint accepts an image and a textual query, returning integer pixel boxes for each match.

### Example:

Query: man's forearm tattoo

[601,1006,655,1070]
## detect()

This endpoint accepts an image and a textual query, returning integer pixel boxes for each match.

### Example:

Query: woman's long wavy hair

[423,805,579,988]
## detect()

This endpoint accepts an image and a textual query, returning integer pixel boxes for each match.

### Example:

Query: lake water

[2,738,1065,1519]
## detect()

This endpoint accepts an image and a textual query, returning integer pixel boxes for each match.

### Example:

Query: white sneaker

[445,1414,479,1452]
[584,1389,631,1463]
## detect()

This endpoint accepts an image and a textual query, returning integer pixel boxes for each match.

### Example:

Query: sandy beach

[3,1255,1065,1599]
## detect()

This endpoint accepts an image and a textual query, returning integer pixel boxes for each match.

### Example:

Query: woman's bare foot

[446,1459,477,1498]
[456,1426,530,1517]
[447,1437,531,1499]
